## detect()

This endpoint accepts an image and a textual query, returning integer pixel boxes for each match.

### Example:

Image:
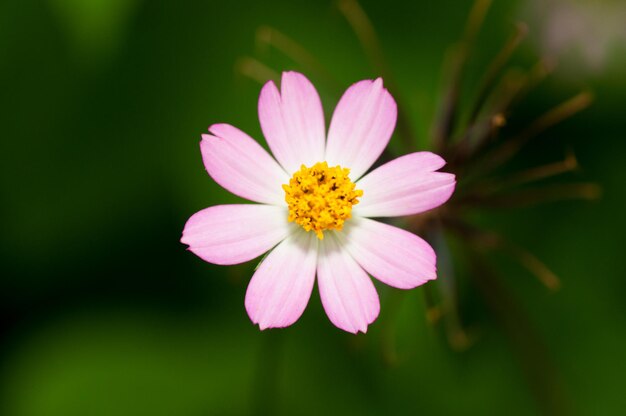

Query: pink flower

[181,72,456,333]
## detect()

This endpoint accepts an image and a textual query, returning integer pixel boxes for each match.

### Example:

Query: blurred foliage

[47,0,142,65]
[1,0,625,415]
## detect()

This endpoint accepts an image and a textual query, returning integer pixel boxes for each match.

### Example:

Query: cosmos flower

[181,72,456,333]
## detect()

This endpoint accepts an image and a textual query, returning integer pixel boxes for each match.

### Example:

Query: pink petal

[245,231,318,330]
[317,234,380,334]
[354,152,456,218]
[258,71,326,174]
[201,124,289,205]
[325,78,397,180]
[181,204,291,265]
[339,217,436,289]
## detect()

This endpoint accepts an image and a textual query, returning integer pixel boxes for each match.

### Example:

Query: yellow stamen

[283,162,363,240]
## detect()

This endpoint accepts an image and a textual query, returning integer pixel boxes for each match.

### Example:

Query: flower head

[283,161,363,239]
[181,72,456,333]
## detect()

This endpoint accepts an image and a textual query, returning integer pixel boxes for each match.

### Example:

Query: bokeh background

[1,0,625,415]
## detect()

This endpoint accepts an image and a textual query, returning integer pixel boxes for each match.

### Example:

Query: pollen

[282,162,363,240]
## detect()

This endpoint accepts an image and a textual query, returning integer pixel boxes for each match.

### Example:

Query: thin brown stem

[432,0,492,151]
[509,57,557,109]
[475,150,579,194]
[336,0,389,77]
[445,219,562,291]
[463,0,493,45]
[433,225,474,350]
[255,26,343,95]
[337,0,416,151]
[457,182,602,209]
[468,22,528,124]
[234,57,280,85]
[507,243,561,291]
[450,58,557,169]
[448,69,526,166]
[475,91,594,175]
[422,284,443,325]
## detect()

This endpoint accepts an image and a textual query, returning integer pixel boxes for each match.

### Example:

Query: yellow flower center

[282,162,363,240]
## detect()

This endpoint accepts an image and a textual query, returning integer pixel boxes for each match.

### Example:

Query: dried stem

[450,58,557,169]
[508,57,557,109]
[445,218,562,291]
[457,182,601,209]
[234,57,280,85]
[255,26,342,95]
[463,0,493,44]
[336,0,389,77]
[337,0,416,151]
[449,69,527,165]
[432,0,492,150]
[422,283,443,325]
[475,91,594,175]
[448,71,526,165]
[507,243,561,291]
[430,226,474,350]
[474,150,579,194]
[468,22,528,124]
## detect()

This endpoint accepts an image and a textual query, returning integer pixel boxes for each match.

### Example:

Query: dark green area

[1,0,624,415]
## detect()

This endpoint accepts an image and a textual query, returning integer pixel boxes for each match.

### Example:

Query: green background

[1,0,625,415]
